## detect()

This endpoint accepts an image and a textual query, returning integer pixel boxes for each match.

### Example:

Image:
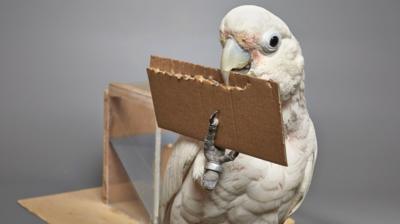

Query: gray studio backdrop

[0,0,399,223]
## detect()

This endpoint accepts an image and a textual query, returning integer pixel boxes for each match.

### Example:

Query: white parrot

[160,5,317,224]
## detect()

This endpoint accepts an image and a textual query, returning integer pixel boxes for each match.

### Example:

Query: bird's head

[220,5,304,102]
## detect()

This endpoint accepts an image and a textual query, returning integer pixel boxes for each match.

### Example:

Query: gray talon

[202,111,239,190]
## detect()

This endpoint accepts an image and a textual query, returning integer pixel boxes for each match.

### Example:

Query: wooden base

[18,187,295,224]
[284,218,295,224]
[18,187,148,224]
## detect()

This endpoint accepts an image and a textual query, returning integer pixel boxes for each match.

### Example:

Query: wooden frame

[103,83,155,222]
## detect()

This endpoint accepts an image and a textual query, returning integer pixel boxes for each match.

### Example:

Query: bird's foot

[201,111,239,191]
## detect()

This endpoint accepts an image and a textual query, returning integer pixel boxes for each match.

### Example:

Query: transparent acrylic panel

[111,130,178,222]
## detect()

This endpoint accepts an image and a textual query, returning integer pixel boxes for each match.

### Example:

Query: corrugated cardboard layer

[147,56,286,166]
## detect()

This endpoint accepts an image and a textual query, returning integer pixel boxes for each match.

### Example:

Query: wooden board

[18,187,295,224]
[18,187,149,224]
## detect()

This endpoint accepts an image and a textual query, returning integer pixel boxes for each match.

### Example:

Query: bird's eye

[261,31,281,53]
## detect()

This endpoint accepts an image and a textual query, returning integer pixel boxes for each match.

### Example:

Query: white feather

[160,136,202,223]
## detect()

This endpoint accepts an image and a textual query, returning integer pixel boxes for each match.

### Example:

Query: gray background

[0,0,399,223]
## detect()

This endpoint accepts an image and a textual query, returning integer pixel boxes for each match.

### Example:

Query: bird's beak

[220,38,250,85]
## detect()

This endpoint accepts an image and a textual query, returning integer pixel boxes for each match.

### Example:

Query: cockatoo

[160,5,317,224]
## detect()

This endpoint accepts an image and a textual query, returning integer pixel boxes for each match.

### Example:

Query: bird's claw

[219,150,239,163]
[202,111,239,190]
[209,110,219,125]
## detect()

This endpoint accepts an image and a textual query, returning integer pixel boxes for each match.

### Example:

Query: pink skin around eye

[251,50,263,66]
[221,30,258,48]
[237,33,259,50]
[238,34,262,63]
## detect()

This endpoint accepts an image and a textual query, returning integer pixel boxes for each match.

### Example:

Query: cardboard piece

[147,56,287,166]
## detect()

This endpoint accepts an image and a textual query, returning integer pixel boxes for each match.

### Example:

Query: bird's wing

[205,155,288,223]
[160,136,201,223]
[287,122,318,216]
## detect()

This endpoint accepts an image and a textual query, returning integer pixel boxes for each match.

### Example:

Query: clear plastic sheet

[111,130,178,222]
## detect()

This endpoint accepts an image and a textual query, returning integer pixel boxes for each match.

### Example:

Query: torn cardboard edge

[147,55,287,166]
